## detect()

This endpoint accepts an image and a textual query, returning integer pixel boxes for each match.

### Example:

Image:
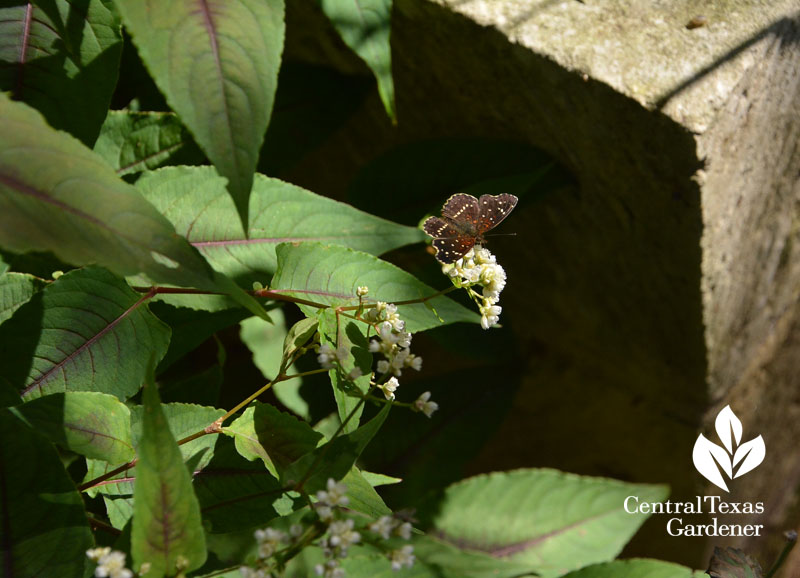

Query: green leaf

[271,242,479,332]
[135,166,426,286]
[0,95,265,319]
[0,408,93,578]
[226,402,323,477]
[341,467,392,519]
[0,272,45,325]
[115,0,286,229]
[321,0,395,121]
[317,308,372,432]
[93,111,204,175]
[561,559,706,578]
[282,401,391,494]
[0,0,123,145]
[13,392,134,464]
[151,302,247,372]
[158,360,224,407]
[86,402,224,528]
[706,547,764,578]
[427,469,669,578]
[0,266,170,400]
[359,470,401,487]
[240,310,290,380]
[194,435,293,533]
[405,534,537,578]
[282,315,319,366]
[132,378,207,576]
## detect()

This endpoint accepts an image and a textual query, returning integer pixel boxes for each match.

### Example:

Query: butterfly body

[423,193,518,264]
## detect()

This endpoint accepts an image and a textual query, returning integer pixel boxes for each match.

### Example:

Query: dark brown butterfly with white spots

[423,193,518,264]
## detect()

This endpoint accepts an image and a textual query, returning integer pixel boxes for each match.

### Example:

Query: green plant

[1,2,788,578]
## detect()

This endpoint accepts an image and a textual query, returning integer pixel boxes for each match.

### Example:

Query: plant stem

[766,530,798,578]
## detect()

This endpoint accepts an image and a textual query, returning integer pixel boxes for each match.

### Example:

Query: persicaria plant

[2,2,790,578]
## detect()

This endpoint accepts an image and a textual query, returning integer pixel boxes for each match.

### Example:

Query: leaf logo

[692,405,765,492]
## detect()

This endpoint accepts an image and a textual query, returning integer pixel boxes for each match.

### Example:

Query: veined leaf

[427,469,669,578]
[340,467,392,519]
[405,534,539,578]
[281,402,391,494]
[707,547,764,578]
[271,242,478,332]
[562,559,706,578]
[321,0,395,121]
[115,0,286,229]
[227,402,322,477]
[194,435,293,534]
[132,379,207,576]
[85,403,225,529]
[13,392,134,464]
[94,111,204,175]
[317,308,373,432]
[0,409,93,577]
[0,0,122,145]
[135,166,426,285]
[152,302,248,372]
[0,95,267,318]
[0,272,45,325]
[0,266,170,401]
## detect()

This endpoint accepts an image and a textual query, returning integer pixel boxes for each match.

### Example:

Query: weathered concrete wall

[281,0,800,570]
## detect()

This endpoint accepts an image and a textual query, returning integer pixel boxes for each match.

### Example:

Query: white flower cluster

[85,548,132,578]
[314,480,361,578]
[365,302,422,377]
[367,516,415,571]
[390,545,416,571]
[441,246,506,329]
[311,480,417,576]
[368,515,412,540]
[316,343,348,370]
[315,478,350,521]
[240,525,304,578]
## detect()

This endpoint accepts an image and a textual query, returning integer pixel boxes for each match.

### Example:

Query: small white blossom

[369,515,396,539]
[317,343,335,369]
[316,478,349,508]
[86,548,133,578]
[356,286,369,297]
[327,519,361,551]
[315,559,345,578]
[347,367,363,380]
[389,545,415,571]
[254,527,287,559]
[413,392,439,418]
[405,354,422,371]
[479,304,502,330]
[239,567,267,578]
[379,377,400,401]
[396,522,413,540]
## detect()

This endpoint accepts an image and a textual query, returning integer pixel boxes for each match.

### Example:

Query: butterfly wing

[477,194,518,234]
[423,216,475,264]
[441,193,480,223]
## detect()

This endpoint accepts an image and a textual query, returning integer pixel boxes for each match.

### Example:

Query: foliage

[0,1,736,578]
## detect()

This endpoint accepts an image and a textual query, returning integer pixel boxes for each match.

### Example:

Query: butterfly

[423,193,518,264]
